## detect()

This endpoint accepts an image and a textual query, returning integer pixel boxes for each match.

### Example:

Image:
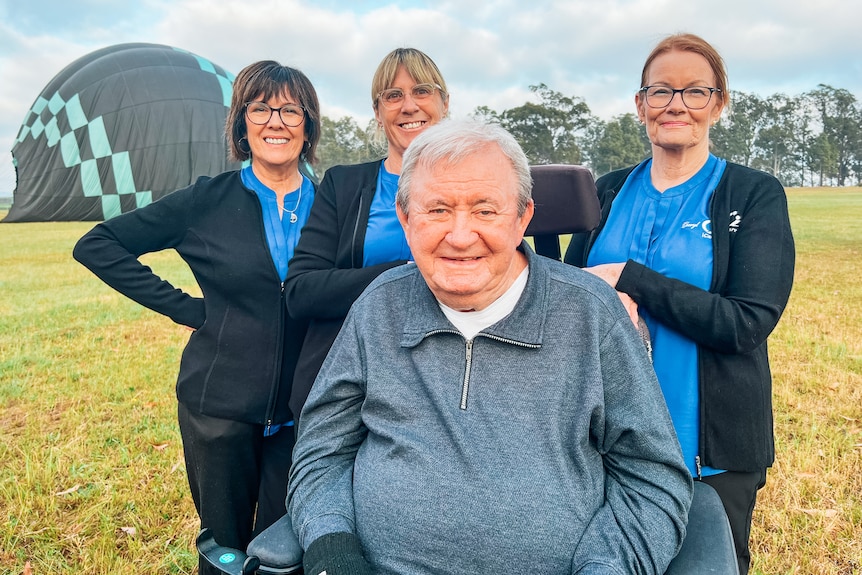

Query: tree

[852,105,862,184]
[751,94,798,183]
[315,82,862,187]
[808,132,839,186]
[806,85,862,186]
[588,113,650,176]
[316,115,386,174]
[710,91,765,166]
[472,84,593,165]
[788,95,818,186]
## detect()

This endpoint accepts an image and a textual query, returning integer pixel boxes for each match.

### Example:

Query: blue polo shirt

[241,165,315,282]
[588,154,726,477]
[363,160,412,267]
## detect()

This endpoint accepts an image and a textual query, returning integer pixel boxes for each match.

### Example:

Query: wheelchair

[198,481,737,574]
[196,165,739,575]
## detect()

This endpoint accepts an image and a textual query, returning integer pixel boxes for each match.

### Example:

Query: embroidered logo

[729,210,742,233]
[683,220,712,239]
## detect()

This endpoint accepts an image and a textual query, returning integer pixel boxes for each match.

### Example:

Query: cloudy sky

[1,0,860,196]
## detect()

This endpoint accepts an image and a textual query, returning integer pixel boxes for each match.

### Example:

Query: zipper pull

[695,455,703,480]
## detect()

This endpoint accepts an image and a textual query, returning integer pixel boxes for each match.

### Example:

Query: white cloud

[1,0,861,196]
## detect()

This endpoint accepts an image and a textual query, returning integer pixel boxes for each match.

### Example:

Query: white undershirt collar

[438,266,529,340]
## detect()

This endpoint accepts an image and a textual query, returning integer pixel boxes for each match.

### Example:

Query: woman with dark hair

[284,47,449,419]
[73,60,321,574]
[565,33,795,574]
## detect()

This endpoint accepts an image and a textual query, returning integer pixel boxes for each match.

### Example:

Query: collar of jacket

[399,242,547,348]
[349,159,387,268]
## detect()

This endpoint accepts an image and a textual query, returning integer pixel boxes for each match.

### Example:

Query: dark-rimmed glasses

[376,83,443,109]
[639,86,721,110]
[245,101,306,127]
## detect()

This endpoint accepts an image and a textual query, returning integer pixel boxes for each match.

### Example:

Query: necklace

[279,182,303,223]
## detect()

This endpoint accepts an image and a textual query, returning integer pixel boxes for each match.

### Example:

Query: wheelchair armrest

[246,513,304,573]
[664,481,739,574]
[196,528,260,575]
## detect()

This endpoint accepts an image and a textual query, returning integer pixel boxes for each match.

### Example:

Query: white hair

[396,118,533,216]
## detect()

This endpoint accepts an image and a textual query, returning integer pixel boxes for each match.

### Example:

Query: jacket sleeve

[285,167,407,320]
[615,173,795,354]
[572,318,692,575]
[563,230,591,268]
[287,312,367,549]
[72,185,205,329]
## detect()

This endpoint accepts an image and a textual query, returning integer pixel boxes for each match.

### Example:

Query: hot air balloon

[4,43,239,222]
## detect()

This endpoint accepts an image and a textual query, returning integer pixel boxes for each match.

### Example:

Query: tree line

[314,83,862,187]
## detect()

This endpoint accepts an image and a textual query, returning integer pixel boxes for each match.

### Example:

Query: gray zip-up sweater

[288,245,692,575]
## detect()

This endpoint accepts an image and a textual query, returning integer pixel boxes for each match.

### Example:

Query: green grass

[1,219,201,574]
[1,190,862,574]
[753,188,862,574]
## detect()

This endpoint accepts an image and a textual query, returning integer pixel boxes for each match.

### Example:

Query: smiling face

[397,143,534,311]
[636,49,725,157]
[375,66,448,172]
[245,90,306,183]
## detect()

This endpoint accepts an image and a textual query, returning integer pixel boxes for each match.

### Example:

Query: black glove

[303,532,374,575]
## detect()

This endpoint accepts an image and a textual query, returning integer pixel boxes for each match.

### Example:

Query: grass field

[1,188,861,574]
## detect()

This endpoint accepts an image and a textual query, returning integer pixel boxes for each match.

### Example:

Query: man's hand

[303,533,373,575]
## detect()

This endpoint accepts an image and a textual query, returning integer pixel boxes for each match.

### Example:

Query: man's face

[397,144,534,311]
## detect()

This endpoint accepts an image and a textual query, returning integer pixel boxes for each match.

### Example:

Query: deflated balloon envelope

[5,43,239,222]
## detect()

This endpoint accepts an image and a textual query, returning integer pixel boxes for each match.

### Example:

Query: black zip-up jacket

[564,161,795,472]
[284,160,408,418]
[73,171,308,427]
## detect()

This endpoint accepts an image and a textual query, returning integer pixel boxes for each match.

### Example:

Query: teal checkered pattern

[16,48,235,220]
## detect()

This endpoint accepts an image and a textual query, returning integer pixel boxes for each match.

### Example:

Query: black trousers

[178,402,295,575]
[700,469,767,575]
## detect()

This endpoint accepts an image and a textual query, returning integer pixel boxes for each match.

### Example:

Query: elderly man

[287,119,692,575]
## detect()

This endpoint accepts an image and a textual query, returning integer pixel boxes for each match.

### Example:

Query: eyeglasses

[639,86,721,110]
[245,101,306,127]
[376,83,443,109]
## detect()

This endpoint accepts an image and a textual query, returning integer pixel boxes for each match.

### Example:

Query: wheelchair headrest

[525,164,600,237]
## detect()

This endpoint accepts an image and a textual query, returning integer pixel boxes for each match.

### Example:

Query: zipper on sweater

[263,281,286,433]
[460,340,474,410]
[458,335,540,411]
[695,455,703,480]
[480,333,541,350]
[248,190,288,433]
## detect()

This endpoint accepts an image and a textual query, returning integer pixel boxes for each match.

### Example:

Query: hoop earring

[238,137,251,154]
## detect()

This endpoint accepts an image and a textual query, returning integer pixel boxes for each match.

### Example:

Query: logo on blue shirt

[684,211,742,238]
[682,220,712,239]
